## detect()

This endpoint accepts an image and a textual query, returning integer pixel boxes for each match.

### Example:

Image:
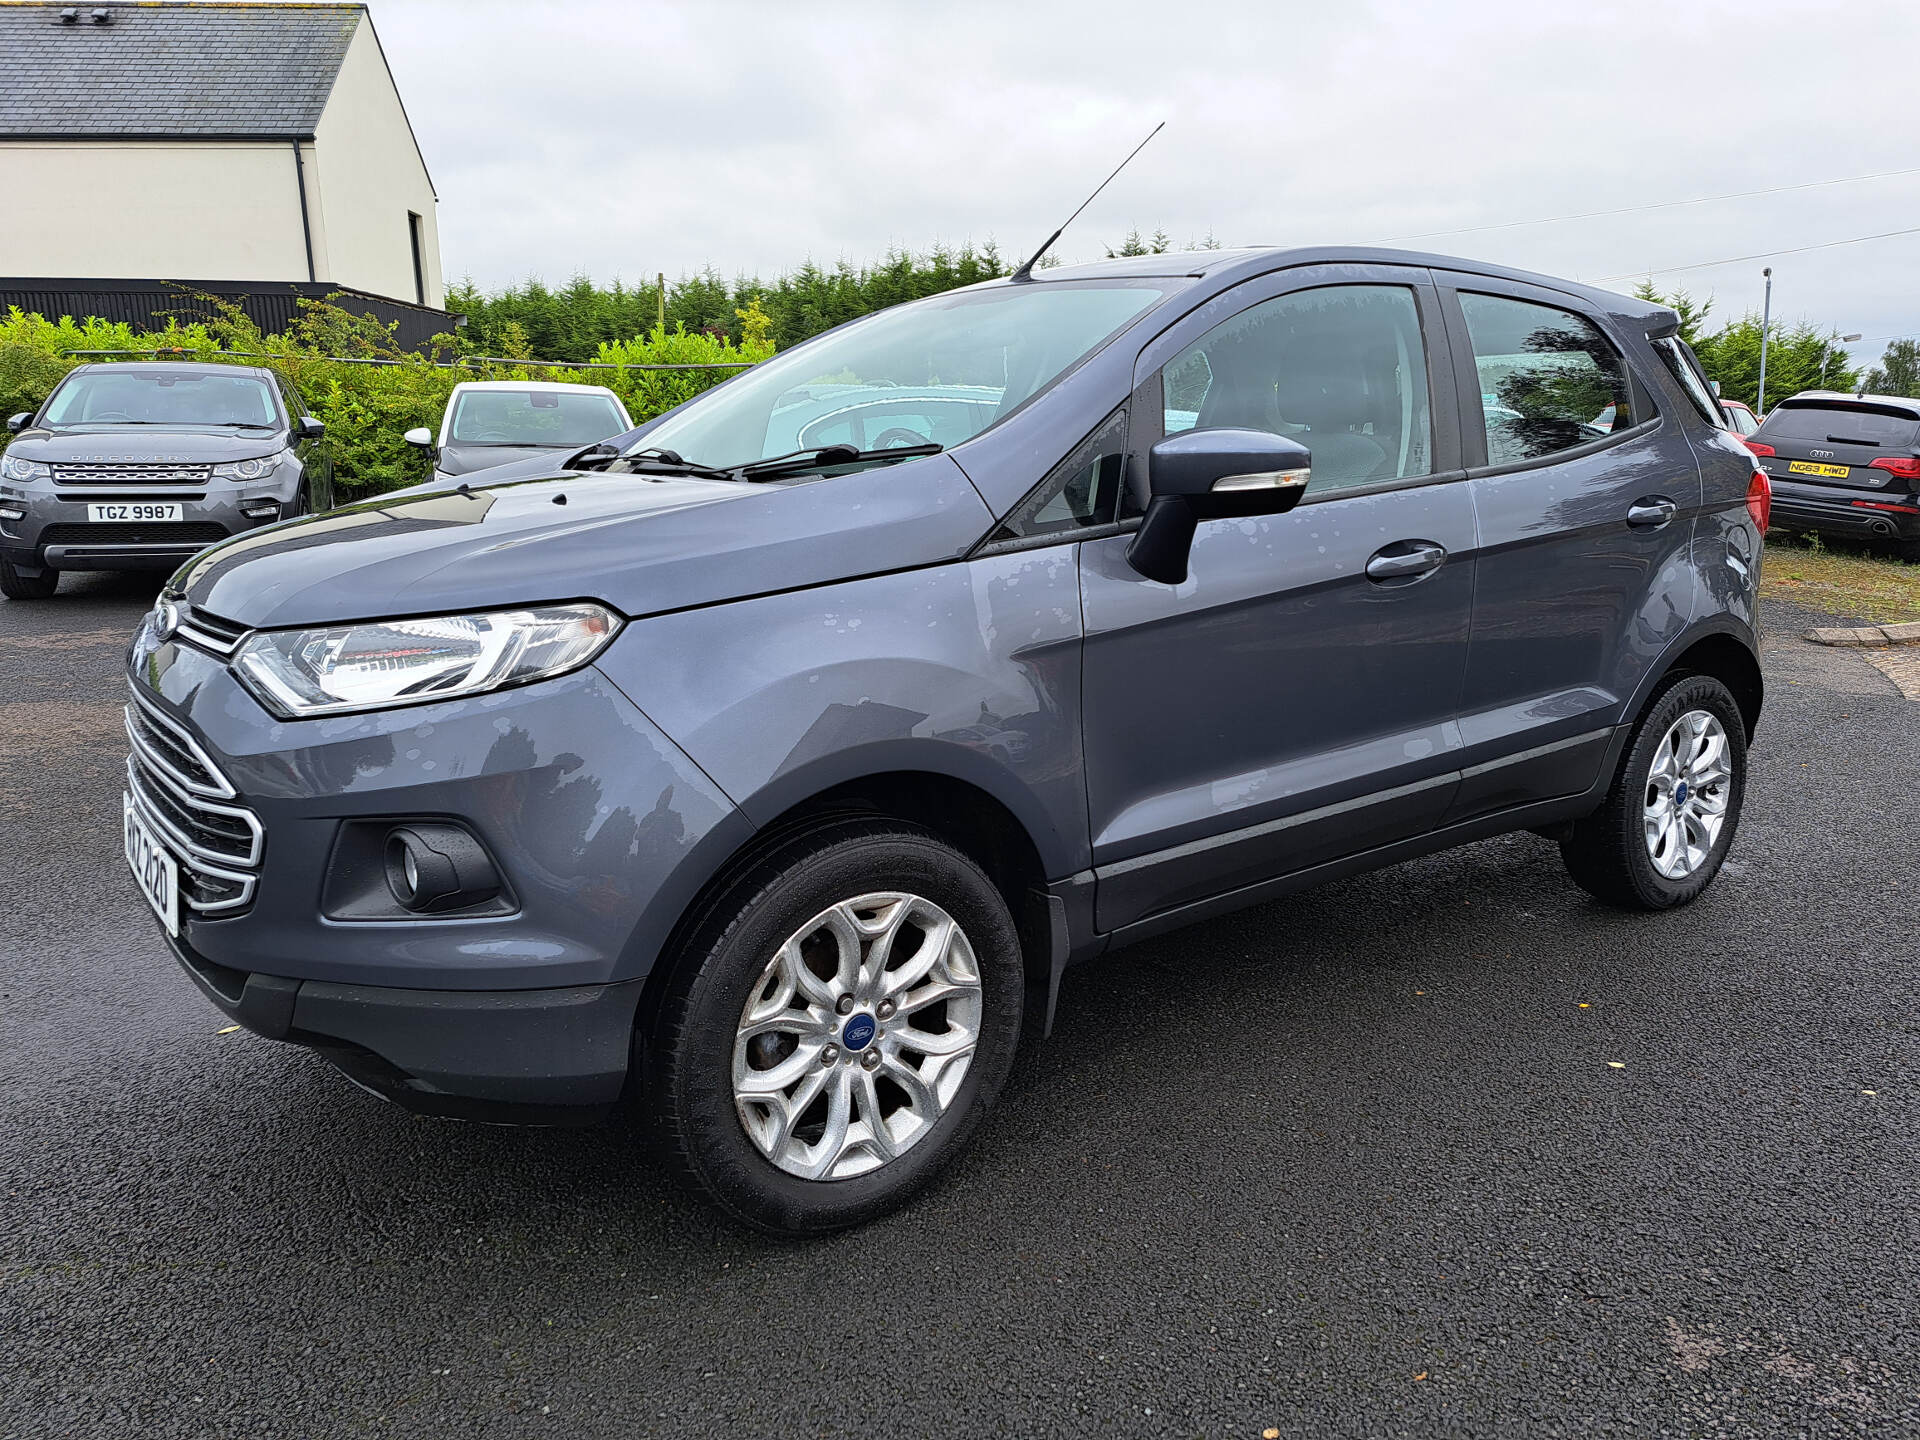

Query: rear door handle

[1626,496,1679,529]
[1365,540,1448,583]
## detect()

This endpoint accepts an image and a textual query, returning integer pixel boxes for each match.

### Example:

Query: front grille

[178,606,249,657]
[51,462,214,486]
[40,522,228,547]
[125,691,262,916]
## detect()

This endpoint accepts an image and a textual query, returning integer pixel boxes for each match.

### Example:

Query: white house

[0,0,448,340]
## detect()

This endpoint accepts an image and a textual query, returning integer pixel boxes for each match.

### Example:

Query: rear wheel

[647,820,1024,1233]
[1559,673,1747,910]
[0,557,58,600]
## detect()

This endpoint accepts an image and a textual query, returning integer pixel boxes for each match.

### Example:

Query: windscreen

[635,281,1169,469]
[448,390,628,447]
[1759,405,1920,447]
[42,370,281,429]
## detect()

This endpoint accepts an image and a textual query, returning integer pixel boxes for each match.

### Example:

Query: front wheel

[1559,673,1748,910]
[0,557,58,600]
[647,820,1024,1233]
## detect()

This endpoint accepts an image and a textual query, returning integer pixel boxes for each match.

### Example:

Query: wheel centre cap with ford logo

[841,1013,877,1050]
[1675,781,1690,805]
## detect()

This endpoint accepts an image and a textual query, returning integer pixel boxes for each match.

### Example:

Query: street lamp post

[1831,333,1863,391]
[1757,267,1773,415]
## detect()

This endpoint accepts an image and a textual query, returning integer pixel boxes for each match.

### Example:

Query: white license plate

[89,502,182,523]
[123,792,179,936]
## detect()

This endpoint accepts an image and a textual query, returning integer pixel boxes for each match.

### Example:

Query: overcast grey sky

[375,0,1920,364]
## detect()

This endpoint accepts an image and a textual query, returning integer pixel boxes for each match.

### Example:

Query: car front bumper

[170,930,645,1122]
[0,479,296,571]
[127,629,750,1119]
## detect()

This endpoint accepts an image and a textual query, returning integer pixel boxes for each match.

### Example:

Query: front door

[1079,268,1476,933]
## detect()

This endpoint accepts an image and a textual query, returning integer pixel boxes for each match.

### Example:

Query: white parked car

[404,381,633,483]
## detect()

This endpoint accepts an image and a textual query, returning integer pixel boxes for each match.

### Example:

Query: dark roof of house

[0,2,365,138]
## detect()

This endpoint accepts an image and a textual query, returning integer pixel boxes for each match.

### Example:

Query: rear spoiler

[1643,310,1681,341]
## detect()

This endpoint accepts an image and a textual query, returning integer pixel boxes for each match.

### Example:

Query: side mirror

[1709,379,1722,397]
[1126,428,1312,585]
[403,426,434,451]
[6,413,29,433]
[297,416,326,441]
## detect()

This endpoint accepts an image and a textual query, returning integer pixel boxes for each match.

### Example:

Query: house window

[408,211,427,305]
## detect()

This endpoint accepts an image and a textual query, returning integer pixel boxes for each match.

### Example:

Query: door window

[1158,285,1434,493]
[1458,293,1636,465]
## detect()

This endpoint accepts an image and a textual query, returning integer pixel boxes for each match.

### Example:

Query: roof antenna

[1008,121,1166,283]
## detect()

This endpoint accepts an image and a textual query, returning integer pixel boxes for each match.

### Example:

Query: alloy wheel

[1642,708,1732,880]
[731,892,982,1180]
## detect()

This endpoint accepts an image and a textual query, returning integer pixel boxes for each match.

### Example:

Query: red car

[1720,398,1761,436]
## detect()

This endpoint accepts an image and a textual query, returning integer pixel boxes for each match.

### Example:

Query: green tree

[1693,315,1859,410]
[1105,228,1171,257]
[1863,338,1920,398]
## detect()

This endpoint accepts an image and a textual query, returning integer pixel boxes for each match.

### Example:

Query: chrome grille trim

[125,756,263,869]
[178,607,249,658]
[50,462,214,486]
[125,693,234,799]
[124,689,263,916]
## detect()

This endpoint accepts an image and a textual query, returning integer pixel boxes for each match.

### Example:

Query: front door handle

[1365,540,1448,583]
[1626,496,1679,529]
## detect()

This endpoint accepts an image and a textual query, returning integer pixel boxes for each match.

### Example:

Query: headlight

[213,451,292,481]
[232,603,621,718]
[0,453,50,483]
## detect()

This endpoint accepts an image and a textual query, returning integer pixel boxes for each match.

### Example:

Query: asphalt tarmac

[4,572,1915,1438]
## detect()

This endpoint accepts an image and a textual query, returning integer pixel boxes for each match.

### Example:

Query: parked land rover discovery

[2,361,332,599]
[123,248,1768,1232]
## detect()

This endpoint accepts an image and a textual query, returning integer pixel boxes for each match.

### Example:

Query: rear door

[1437,277,1701,822]
[1077,264,1475,932]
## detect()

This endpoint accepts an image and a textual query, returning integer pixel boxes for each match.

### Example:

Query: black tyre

[1560,673,1748,910]
[0,558,58,600]
[647,820,1024,1234]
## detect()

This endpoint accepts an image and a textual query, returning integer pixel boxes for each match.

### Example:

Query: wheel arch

[1645,621,1764,739]
[626,757,1063,1067]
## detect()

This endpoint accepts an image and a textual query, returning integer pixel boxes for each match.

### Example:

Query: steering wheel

[872,427,928,449]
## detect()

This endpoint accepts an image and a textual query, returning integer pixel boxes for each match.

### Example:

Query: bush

[0,297,771,498]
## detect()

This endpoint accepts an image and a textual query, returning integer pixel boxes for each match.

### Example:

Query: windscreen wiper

[600,447,737,481]
[735,442,943,483]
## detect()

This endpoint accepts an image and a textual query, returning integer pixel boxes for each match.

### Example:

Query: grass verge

[1761,533,1920,624]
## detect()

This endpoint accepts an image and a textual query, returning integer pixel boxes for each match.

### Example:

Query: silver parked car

[1,362,332,599]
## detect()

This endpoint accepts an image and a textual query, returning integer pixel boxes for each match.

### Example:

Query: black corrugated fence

[0,277,459,351]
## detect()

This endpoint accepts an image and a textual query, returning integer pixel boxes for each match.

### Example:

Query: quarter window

[1459,293,1635,465]
[1157,285,1433,493]
[1653,336,1722,426]
[993,406,1132,541]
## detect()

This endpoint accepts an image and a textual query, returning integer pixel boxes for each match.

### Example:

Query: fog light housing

[0,504,24,522]
[240,499,282,521]
[383,824,502,914]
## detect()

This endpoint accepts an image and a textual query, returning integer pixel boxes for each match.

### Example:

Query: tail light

[1868,455,1920,480]
[1747,469,1772,532]
[1744,439,1775,457]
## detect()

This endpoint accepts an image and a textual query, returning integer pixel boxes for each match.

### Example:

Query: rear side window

[1757,405,1920,447]
[1459,293,1635,466]
[1653,337,1723,426]
[1157,284,1434,493]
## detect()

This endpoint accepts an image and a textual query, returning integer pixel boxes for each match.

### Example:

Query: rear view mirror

[403,427,434,451]
[6,413,29,433]
[1127,428,1311,585]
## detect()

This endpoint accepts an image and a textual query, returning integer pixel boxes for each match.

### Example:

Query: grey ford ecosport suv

[123,248,1768,1233]
[3,361,332,599]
